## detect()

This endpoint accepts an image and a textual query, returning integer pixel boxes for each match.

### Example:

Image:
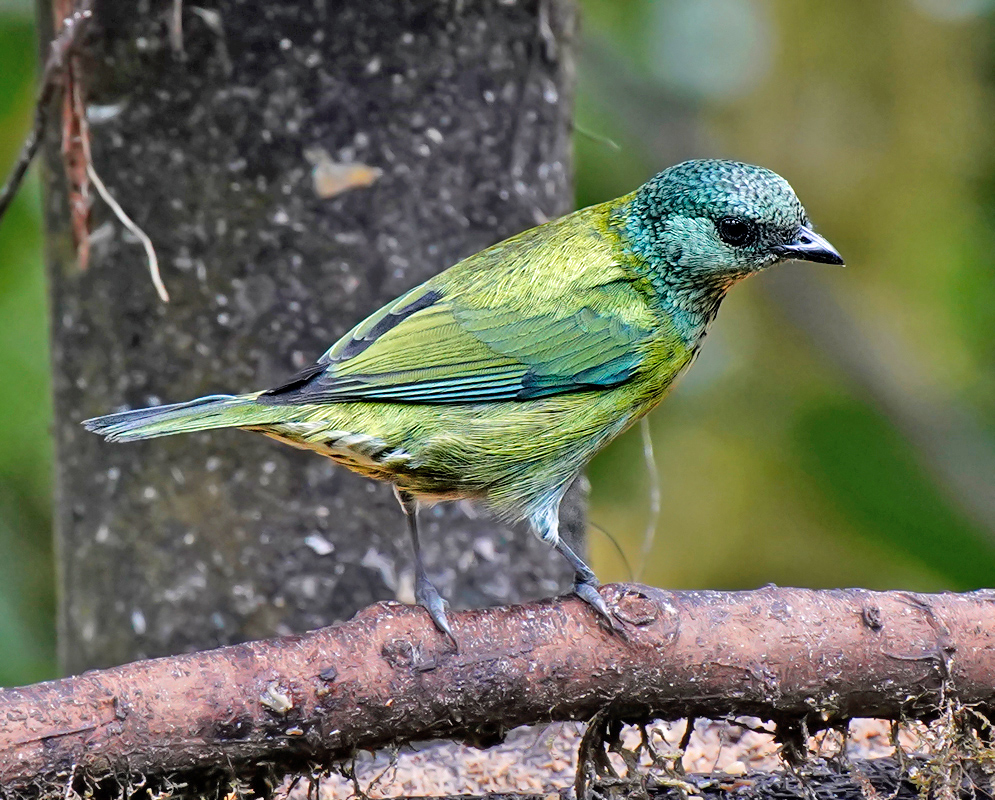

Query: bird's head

[617,159,843,286]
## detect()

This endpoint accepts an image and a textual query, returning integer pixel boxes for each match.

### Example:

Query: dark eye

[716,217,756,247]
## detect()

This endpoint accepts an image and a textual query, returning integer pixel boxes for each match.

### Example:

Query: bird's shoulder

[439,202,633,302]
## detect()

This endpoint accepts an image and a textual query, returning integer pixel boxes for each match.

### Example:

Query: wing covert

[262,278,654,405]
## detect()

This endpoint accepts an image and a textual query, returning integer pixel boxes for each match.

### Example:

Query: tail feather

[83,393,274,442]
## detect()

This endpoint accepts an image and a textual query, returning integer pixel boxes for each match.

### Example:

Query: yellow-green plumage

[91,200,694,524]
[84,159,843,639]
[255,202,694,520]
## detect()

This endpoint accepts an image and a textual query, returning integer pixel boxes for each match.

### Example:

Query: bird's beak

[772,225,845,266]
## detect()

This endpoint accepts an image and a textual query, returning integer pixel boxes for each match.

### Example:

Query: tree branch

[2,584,993,793]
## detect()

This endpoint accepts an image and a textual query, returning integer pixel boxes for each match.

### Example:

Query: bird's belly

[254,425,420,486]
[249,376,680,518]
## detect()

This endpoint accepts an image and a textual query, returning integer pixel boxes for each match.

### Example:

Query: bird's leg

[553,537,616,626]
[395,488,457,648]
[534,502,618,629]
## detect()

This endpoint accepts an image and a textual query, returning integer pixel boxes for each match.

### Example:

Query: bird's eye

[716,217,756,247]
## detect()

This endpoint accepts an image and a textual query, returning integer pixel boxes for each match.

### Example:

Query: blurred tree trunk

[42,0,579,674]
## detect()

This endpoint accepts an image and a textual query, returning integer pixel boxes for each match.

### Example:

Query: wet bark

[2,585,994,796]
[42,0,580,674]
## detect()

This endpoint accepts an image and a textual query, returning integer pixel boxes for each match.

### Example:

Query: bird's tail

[82,393,283,443]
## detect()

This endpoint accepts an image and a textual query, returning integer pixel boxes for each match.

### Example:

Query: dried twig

[0,0,93,223]
[61,56,92,270]
[1,0,168,302]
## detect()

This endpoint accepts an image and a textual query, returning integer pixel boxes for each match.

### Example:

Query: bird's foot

[573,575,625,635]
[415,572,458,651]
[551,536,625,635]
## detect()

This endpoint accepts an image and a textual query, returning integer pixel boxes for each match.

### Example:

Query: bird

[83,159,843,647]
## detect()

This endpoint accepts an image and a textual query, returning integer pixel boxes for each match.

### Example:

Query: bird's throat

[605,197,733,346]
[658,278,729,345]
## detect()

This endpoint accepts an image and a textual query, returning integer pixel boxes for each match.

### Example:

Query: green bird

[84,159,843,645]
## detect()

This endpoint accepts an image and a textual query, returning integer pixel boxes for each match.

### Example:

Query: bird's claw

[415,573,458,651]
[573,578,625,634]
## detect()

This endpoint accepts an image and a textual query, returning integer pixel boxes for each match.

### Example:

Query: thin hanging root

[74,53,167,302]
[572,121,621,152]
[169,0,184,55]
[589,520,633,580]
[86,162,169,303]
[635,415,661,581]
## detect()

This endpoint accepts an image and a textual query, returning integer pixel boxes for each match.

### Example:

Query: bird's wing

[263,277,655,405]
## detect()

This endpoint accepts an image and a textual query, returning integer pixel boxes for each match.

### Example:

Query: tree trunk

[43,0,579,673]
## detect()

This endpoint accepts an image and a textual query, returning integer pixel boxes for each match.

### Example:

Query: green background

[1,0,994,686]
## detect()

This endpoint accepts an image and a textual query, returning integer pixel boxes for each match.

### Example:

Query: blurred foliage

[0,0,57,685]
[582,0,995,591]
[1,0,994,686]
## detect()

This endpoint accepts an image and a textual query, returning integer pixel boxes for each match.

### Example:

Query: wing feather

[261,212,658,405]
[261,278,653,405]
